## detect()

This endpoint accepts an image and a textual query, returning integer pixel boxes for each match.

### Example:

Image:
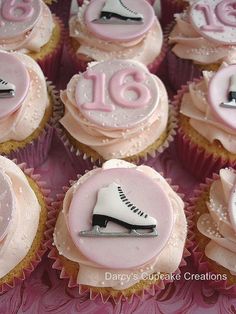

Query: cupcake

[0,50,59,168]
[0,0,64,82]
[175,63,236,180]
[168,0,236,90]
[59,59,177,165]
[0,155,50,293]
[67,0,166,75]
[49,159,188,302]
[192,168,236,295]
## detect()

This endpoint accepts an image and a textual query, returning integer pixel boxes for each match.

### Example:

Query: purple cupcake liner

[167,50,202,91]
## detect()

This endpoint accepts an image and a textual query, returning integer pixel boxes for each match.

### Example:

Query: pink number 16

[82,68,151,112]
[196,0,236,32]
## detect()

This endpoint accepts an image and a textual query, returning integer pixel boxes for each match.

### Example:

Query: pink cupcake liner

[4,82,62,169]
[173,82,236,180]
[189,174,236,295]
[54,104,178,168]
[160,0,187,27]
[0,160,52,294]
[36,16,65,83]
[47,177,192,304]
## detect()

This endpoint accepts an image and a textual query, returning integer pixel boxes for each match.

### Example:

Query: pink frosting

[60,60,168,160]
[180,64,236,154]
[197,168,236,275]
[0,169,15,242]
[0,156,41,278]
[69,0,163,66]
[0,51,49,143]
[169,2,236,65]
[53,159,187,290]
[0,1,54,53]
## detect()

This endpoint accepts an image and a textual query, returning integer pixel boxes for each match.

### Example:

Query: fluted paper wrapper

[160,0,187,27]
[35,16,65,83]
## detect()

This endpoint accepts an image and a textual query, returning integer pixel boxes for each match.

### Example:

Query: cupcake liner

[54,125,98,173]
[148,40,168,79]
[55,103,178,168]
[48,1,72,26]
[47,177,192,304]
[189,174,236,295]
[66,30,168,77]
[36,16,65,83]
[5,82,62,168]
[160,0,187,27]
[173,83,236,180]
[65,35,89,75]
[0,160,52,294]
[167,50,202,91]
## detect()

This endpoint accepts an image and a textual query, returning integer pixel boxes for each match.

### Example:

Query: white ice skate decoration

[92,0,144,25]
[220,75,236,109]
[0,78,15,98]
[79,182,158,237]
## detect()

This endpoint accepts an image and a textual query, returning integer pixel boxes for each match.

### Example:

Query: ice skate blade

[92,18,143,25]
[220,100,236,109]
[0,90,15,98]
[79,226,158,238]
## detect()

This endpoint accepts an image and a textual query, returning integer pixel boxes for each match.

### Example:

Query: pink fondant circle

[208,64,236,131]
[84,0,155,42]
[68,168,174,269]
[0,169,15,242]
[190,0,236,44]
[0,0,41,39]
[0,52,29,119]
[75,60,159,129]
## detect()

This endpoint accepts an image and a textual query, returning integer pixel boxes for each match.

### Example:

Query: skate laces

[118,186,148,218]
[119,0,139,16]
[0,79,8,86]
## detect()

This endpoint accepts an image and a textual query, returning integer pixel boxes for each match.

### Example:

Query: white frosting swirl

[0,1,54,53]
[0,156,40,278]
[197,168,236,274]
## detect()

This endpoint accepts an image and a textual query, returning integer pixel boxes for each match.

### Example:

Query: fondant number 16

[196,0,236,32]
[82,68,151,112]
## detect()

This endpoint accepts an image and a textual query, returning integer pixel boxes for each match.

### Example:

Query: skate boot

[79,182,158,237]
[0,78,15,98]
[93,0,144,24]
